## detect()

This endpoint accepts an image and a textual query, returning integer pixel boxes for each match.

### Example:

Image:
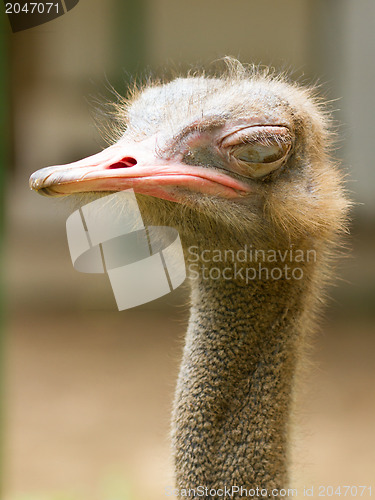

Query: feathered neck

[171,247,319,497]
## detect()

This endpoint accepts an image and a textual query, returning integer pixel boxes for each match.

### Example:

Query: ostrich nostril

[109,157,138,169]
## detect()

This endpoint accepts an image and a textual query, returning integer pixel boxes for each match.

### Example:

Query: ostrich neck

[172,254,314,498]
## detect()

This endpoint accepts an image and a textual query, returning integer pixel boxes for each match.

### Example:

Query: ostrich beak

[29,138,250,202]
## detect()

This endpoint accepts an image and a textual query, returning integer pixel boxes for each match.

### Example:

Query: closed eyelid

[221,126,293,148]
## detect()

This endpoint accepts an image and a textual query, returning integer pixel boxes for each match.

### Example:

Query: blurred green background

[2,1,375,499]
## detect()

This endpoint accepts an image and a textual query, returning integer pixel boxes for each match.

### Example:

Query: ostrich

[30,61,349,497]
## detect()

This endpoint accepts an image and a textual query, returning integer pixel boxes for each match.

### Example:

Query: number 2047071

[5,3,59,14]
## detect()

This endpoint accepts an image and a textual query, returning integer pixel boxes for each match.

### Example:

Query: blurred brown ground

[7,311,375,500]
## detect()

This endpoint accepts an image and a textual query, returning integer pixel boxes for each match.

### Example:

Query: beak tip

[29,167,51,191]
[29,171,47,194]
[29,177,40,191]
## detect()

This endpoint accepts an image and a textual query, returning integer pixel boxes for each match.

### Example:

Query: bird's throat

[172,262,312,498]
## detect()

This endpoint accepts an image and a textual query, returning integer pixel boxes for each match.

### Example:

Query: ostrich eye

[222,126,293,179]
[233,142,289,164]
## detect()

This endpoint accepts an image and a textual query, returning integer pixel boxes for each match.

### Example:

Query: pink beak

[29,137,251,203]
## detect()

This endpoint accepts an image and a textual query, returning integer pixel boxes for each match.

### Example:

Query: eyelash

[234,133,292,147]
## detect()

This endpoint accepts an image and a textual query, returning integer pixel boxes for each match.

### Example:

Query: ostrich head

[29,62,348,253]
